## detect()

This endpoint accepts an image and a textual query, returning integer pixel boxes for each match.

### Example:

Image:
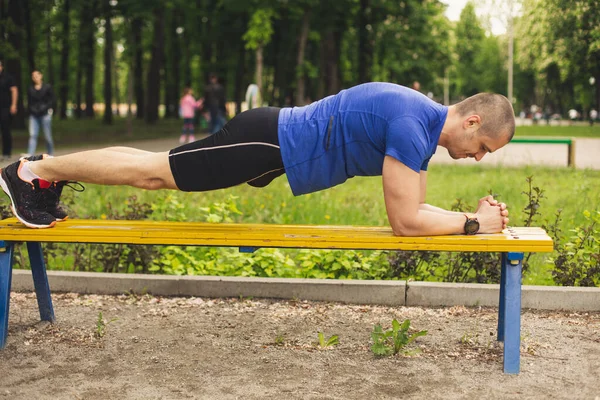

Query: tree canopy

[0,0,597,128]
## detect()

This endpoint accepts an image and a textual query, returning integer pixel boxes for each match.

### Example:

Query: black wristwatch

[464,214,480,235]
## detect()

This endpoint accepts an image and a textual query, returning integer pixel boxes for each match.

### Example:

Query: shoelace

[45,181,86,207]
[61,181,86,193]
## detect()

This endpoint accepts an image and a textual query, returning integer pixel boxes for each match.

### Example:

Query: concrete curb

[10,269,600,311]
[11,270,406,306]
[406,281,600,311]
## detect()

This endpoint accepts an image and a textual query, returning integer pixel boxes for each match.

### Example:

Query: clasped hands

[475,195,509,233]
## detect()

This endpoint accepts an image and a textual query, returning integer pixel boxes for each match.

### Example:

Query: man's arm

[382,156,506,236]
[10,86,18,115]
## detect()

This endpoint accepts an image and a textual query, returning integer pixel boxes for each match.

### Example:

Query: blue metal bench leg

[27,242,55,323]
[502,252,524,374]
[0,242,14,349]
[497,253,507,342]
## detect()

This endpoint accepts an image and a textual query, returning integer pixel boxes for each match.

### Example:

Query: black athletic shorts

[168,107,284,192]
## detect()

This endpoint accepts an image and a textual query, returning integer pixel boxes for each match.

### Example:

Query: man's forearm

[419,203,464,216]
[391,204,505,237]
[391,209,466,236]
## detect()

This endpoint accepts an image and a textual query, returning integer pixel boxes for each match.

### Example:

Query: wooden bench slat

[0,218,553,253]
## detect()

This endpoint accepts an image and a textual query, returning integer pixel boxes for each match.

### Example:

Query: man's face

[32,71,43,84]
[446,130,508,161]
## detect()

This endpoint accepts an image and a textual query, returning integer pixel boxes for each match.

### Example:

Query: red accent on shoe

[37,179,52,189]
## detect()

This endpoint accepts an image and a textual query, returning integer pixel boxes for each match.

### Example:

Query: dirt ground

[0,292,598,400]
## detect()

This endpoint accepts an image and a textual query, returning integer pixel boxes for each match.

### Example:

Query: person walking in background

[589,108,597,126]
[245,83,261,110]
[0,60,18,160]
[179,87,203,144]
[26,70,56,156]
[204,73,226,134]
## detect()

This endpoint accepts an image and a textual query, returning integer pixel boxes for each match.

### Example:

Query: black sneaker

[46,180,70,221]
[24,154,84,222]
[0,159,57,228]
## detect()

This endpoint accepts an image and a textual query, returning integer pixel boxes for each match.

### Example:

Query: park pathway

[430,138,600,169]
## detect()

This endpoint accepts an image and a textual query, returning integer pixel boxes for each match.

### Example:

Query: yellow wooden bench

[0,218,553,374]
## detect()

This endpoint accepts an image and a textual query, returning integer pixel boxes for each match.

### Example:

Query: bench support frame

[0,241,525,374]
[498,251,523,374]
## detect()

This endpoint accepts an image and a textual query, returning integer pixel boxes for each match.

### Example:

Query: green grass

[516,124,600,138]
[62,163,600,286]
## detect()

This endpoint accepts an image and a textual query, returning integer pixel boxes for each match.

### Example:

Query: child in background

[179,87,203,144]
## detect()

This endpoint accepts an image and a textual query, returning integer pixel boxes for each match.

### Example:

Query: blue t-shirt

[278,82,448,195]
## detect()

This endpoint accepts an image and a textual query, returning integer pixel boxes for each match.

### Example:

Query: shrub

[548,210,599,287]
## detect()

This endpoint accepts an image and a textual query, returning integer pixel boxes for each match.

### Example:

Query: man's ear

[462,115,482,132]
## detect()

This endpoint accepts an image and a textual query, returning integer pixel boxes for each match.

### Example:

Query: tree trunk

[163,13,176,119]
[329,29,342,94]
[113,46,120,117]
[59,0,70,119]
[358,0,372,83]
[131,17,144,119]
[6,0,25,129]
[255,46,263,103]
[83,1,96,118]
[145,8,165,124]
[199,0,214,85]
[234,33,246,114]
[271,14,290,106]
[46,5,55,85]
[596,78,600,111]
[75,0,90,119]
[182,27,191,87]
[75,57,82,118]
[317,34,326,100]
[294,10,311,106]
[163,22,171,119]
[172,14,181,118]
[126,66,133,136]
[0,1,4,40]
[23,0,36,73]
[103,0,113,124]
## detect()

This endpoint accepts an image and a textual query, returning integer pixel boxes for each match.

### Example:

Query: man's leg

[1,107,282,228]
[97,146,153,155]
[27,115,41,156]
[41,114,54,156]
[28,147,178,190]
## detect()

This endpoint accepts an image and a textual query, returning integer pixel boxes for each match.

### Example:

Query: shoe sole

[0,169,56,229]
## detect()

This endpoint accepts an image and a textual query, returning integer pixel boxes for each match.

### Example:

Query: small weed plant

[273,334,286,346]
[371,319,427,356]
[315,332,339,349]
[95,311,118,338]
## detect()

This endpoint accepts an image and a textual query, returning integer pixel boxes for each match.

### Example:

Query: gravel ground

[0,292,599,399]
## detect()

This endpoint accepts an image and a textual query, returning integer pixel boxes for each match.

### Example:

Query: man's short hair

[455,93,515,141]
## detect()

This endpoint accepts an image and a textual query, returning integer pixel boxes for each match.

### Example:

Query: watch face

[465,219,480,235]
